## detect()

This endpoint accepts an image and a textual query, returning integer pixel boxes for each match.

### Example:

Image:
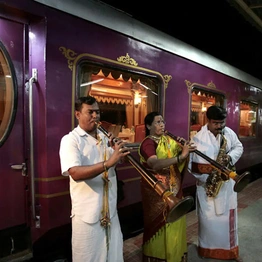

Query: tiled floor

[123,178,262,262]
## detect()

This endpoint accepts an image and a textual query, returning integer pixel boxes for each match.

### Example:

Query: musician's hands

[107,132,115,147]
[177,137,197,160]
[107,138,130,167]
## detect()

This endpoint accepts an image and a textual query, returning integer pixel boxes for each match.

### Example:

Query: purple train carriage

[0,0,262,260]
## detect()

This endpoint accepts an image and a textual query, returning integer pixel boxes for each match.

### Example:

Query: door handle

[10,163,27,176]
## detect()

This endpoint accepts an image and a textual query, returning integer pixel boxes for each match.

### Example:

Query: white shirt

[188,124,243,214]
[59,125,117,223]
[189,124,243,181]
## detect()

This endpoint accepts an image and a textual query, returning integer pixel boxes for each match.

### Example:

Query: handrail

[29,68,38,223]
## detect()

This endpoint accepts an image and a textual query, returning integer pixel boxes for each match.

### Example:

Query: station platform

[123,178,262,262]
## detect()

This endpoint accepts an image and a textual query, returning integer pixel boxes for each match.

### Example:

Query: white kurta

[188,124,243,259]
[59,125,123,262]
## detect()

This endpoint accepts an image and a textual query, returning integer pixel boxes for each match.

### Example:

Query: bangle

[103,161,108,172]
[177,155,180,163]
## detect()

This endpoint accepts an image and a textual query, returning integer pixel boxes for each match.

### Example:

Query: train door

[0,17,29,257]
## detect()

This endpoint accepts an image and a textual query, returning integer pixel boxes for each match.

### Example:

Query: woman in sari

[138,111,196,262]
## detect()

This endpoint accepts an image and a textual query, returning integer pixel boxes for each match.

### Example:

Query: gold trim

[122,177,140,183]
[34,176,140,199]
[93,96,133,105]
[185,80,217,93]
[34,177,140,198]
[35,191,70,198]
[207,81,216,89]
[59,47,167,128]
[117,53,138,66]
[163,75,172,89]
[117,165,135,171]
[59,47,78,71]
[59,47,174,128]
[35,176,68,182]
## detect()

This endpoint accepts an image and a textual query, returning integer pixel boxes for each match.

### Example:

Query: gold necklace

[149,135,161,143]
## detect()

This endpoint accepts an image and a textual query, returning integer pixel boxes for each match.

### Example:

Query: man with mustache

[59,96,129,262]
[188,105,243,262]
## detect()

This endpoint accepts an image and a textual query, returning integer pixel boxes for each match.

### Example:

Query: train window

[0,42,17,146]
[239,100,258,138]
[190,86,225,139]
[78,63,160,143]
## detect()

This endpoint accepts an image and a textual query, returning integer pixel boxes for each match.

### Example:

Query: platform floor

[123,178,262,262]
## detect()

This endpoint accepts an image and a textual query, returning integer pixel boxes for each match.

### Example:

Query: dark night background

[100,0,262,80]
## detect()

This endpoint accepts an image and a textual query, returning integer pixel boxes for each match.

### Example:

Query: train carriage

[0,0,262,260]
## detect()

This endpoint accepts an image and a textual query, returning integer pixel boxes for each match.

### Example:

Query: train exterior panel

[0,0,262,260]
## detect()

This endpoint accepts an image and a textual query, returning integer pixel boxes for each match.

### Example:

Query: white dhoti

[196,180,239,259]
[72,213,124,262]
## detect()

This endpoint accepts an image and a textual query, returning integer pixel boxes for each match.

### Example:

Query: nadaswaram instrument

[96,122,194,223]
[165,130,251,193]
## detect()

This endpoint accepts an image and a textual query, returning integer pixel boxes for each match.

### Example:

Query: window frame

[0,41,18,147]
[74,55,167,143]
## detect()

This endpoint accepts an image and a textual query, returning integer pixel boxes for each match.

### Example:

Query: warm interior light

[139,82,150,90]
[134,92,141,105]
[80,78,104,87]
[201,102,207,112]
[139,82,158,96]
